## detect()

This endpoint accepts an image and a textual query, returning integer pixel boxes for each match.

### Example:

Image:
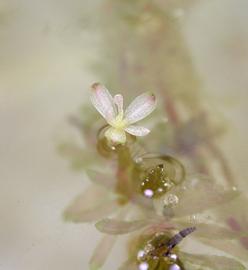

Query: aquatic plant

[60,1,247,269]
[61,85,246,270]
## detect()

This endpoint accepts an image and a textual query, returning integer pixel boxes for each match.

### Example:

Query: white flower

[90,83,157,145]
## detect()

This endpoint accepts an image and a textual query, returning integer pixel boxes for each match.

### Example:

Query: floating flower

[90,83,156,145]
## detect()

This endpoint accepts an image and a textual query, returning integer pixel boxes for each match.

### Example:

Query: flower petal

[124,92,156,124]
[90,235,117,270]
[105,127,126,144]
[125,125,150,136]
[90,83,117,122]
[96,218,151,235]
[114,94,124,114]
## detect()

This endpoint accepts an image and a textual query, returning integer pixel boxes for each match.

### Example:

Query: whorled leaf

[118,260,137,270]
[168,176,240,217]
[212,194,248,231]
[86,169,117,190]
[58,142,99,170]
[178,222,243,240]
[95,218,152,235]
[179,252,246,270]
[131,194,155,211]
[200,238,248,263]
[90,234,117,270]
[194,223,243,239]
[63,185,119,223]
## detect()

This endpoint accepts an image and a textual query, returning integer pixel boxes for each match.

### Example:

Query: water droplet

[137,250,146,261]
[168,253,177,261]
[169,264,181,270]
[189,215,197,224]
[139,262,149,270]
[164,194,179,207]
[144,243,154,254]
[144,189,154,198]
[135,157,143,163]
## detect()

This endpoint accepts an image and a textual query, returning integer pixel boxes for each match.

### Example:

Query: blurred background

[0,0,247,269]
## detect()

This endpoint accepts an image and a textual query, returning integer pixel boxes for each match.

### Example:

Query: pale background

[0,0,247,269]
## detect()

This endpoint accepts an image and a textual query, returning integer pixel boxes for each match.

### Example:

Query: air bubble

[139,262,149,270]
[135,157,143,164]
[144,189,154,198]
[144,243,154,254]
[189,215,197,224]
[168,253,177,261]
[169,264,181,270]
[137,250,146,261]
[164,194,179,207]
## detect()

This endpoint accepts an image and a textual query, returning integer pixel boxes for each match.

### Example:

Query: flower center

[111,113,127,129]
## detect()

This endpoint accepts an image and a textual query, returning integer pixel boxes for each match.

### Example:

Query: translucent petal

[90,235,117,270]
[105,127,126,144]
[95,218,151,235]
[179,251,246,269]
[124,92,156,124]
[114,94,124,114]
[90,83,117,122]
[125,125,150,136]
[63,186,119,223]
